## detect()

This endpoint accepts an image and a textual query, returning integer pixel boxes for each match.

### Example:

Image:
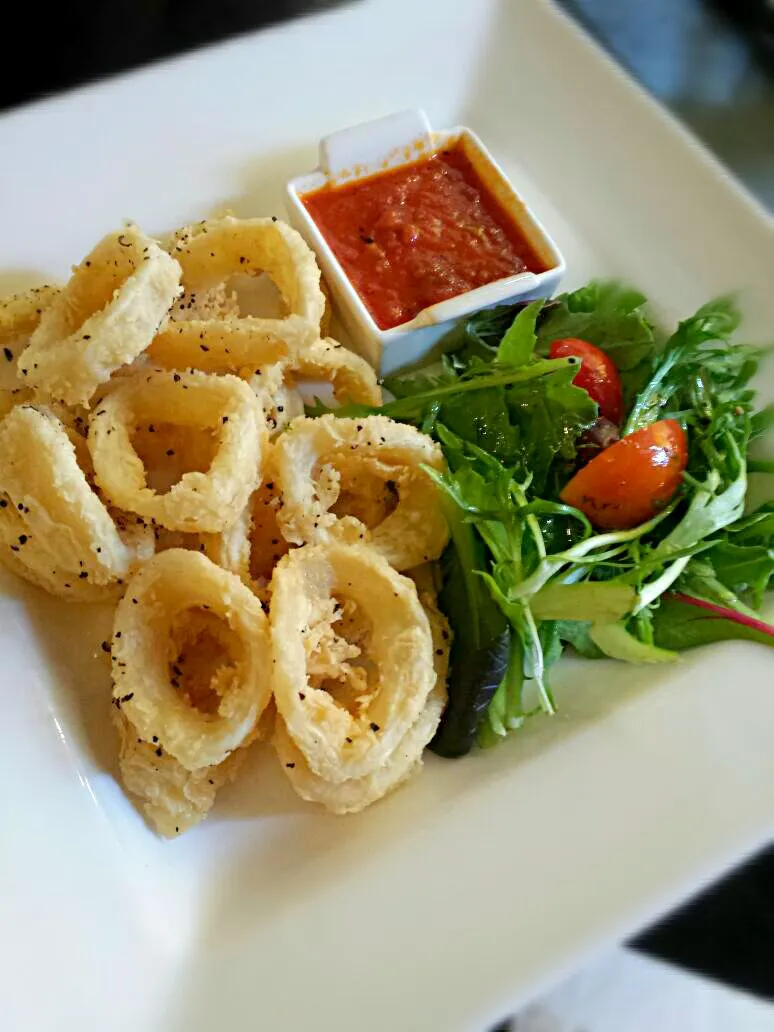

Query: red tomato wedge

[560,419,688,530]
[549,337,624,425]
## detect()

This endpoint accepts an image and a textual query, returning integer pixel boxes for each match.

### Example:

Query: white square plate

[1,2,773,1031]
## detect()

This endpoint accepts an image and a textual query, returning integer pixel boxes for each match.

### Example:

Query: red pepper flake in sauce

[302,141,546,330]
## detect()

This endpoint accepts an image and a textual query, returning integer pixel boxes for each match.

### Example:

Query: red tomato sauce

[302,142,547,330]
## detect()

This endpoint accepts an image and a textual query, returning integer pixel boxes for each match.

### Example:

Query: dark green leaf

[505,364,598,492]
[555,620,604,658]
[709,542,774,608]
[439,386,520,464]
[440,304,525,367]
[382,362,456,400]
[652,595,774,650]
[431,514,510,757]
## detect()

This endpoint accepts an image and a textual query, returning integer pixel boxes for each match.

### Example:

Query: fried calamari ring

[151,326,379,431]
[284,338,382,407]
[269,543,436,783]
[274,684,445,814]
[0,285,60,350]
[150,217,324,364]
[112,549,273,771]
[0,496,154,602]
[114,710,248,837]
[147,320,293,376]
[0,287,61,416]
[199,501,253,587]
[319,275,333,339]
[0,405,152,599]
[274,414,448,570]
[245,362,305,436]
[0,406,152,598]
[88,369,266,533]
[245,338,381,434]
[19,227,182,407]
[273,592,450,813]
[200,472,292,599]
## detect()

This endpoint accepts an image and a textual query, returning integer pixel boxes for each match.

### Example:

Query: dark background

[2,0,773,1005]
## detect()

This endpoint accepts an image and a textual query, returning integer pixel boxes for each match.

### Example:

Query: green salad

[312,282,774,757]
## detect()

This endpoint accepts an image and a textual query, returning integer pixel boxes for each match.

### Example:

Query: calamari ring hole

[315,456,400,529]
[171,273,288,324]
[248,481,292,582]
[64,234,145,331]
[303,592,377,716]
[152,526,207,553]
[167,607,245,716]
[130,421,218,493]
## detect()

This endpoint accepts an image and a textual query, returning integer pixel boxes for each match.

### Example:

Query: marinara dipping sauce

[302,141,547,331]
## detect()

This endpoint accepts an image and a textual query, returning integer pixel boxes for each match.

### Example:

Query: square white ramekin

[286,109,566,373]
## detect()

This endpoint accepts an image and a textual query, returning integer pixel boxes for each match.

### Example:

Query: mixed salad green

[313,282,774,757]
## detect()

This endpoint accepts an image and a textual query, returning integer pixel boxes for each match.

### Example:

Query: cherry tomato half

[549,337,624,426]
[560,419,688,530]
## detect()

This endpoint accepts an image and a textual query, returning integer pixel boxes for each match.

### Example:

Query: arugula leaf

[729,502,774,544]
[538,281,656,362]
[675,502,774,611]
[377,359,576,424]
[495,300,543,367]
[624,296,743,435]
[675,557,760,618]
[382,360,457,401]
[651,437,747,560]
[505,364,598,492]
[652,594,774,650]
[441,304,525,365]
[315,282,771,753]
[439,386,521,465]
[381,340,596,486]
[426,430,560,740]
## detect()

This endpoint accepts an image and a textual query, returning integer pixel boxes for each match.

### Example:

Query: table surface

[2,0,773,1006]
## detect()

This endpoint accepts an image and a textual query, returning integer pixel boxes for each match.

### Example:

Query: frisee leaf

[530,582,636,622]
[589,622,678,663]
